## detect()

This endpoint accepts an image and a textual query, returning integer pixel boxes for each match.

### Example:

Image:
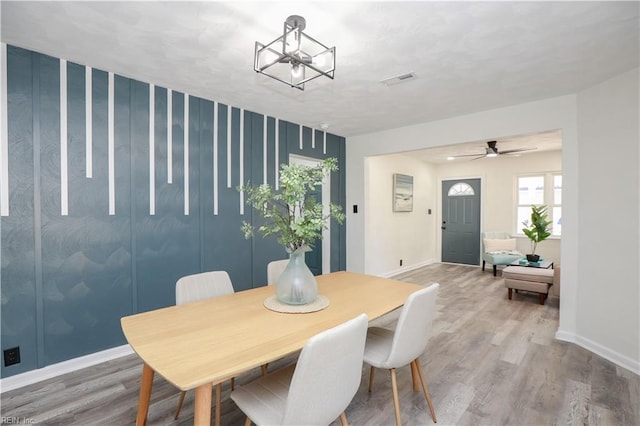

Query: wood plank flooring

[2,263,639,425]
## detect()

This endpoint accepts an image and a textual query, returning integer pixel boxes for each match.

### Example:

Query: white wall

[346,71,640,373]
[574,68,639,370]
[434,150,562,264]
[346,96,578,335]
[364,154,437,275]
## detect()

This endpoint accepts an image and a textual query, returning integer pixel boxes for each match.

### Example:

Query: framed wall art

[393,173,413,212]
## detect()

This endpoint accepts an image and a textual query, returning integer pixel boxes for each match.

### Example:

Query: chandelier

[254,15,336,90]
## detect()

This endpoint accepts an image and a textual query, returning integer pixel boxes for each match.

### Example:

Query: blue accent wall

[0,45,347,378]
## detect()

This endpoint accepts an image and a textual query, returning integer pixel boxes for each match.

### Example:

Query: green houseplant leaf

[521,204,553,256]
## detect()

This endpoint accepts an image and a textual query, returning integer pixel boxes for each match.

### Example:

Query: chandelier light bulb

[291,63,303,78]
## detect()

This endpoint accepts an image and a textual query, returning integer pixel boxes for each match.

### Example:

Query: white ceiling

[1,1,638,160]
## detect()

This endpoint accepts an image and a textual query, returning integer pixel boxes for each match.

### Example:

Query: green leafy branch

[239,158,345,253]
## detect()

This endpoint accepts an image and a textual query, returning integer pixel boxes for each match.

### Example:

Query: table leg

[194,382,213,426]
[136,363,154,426]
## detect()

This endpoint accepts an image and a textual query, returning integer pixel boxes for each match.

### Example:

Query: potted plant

[239,157,345,305]
[521,204,552,262]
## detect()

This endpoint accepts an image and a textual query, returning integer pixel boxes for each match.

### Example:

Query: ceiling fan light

[486,152,498,158]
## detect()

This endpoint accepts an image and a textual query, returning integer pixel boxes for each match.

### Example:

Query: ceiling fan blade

[451,153,486,158]
[499,147,537,155]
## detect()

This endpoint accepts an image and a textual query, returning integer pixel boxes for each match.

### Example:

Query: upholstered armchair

[481,232,523,276]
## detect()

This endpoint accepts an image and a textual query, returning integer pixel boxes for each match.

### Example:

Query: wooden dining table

[120,271,422,426]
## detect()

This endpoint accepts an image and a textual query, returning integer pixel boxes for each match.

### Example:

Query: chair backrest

[384,283,439,368]
[267,259,289,285]
[282,313,368,425]
[175,271,234,305]
[481,232,512,253]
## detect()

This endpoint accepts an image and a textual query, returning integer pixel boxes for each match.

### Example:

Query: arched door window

[447,182,475,196]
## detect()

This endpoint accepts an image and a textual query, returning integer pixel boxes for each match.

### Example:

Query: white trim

[167,89,172,184]
[85,66,92,178]
[0,345,134,393]
[108,72,115,215]
[263,115,268,184]
[149,84,155,215]
[555,330,640,375]
[1,43,8,216]
[312,128,315,149]
[239,108,244,215]
[299,125,303,150]
[213,102,218,215]
[323,132,327,155]
[379,259,438,278]
[183,93,189,215]
[227,106,232,188]
[275,118,279,190]
[60,59,68,216]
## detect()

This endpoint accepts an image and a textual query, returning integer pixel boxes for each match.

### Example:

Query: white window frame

[516,172,562,237]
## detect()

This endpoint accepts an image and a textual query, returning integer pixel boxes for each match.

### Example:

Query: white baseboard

[380,258,437,278]
[0,344,134,393]
[556,330,640,375]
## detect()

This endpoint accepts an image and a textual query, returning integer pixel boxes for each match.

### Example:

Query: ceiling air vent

[381,72,417,86]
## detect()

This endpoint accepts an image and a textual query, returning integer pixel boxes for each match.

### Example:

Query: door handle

[441,226,446,230]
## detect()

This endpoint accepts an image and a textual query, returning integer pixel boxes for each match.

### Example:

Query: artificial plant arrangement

[239,157,345,304]
[240,157,345,252]
[521,204,552,262]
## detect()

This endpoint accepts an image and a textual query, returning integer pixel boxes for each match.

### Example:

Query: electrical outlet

[4,346,20,366]
[400,259,403,266]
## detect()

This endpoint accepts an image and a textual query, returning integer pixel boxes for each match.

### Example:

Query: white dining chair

[364,283,439,426]
[173,270,235,420]
[230,313,369,426]
[267,259,289,285]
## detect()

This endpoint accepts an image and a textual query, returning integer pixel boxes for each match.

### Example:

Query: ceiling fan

[450,141,536,160]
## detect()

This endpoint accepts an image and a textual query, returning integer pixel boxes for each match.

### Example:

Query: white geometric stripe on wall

[227,106,232,188]
[299,124,303,150]
[149,83,155,216]
[85,66,92,179]
[213,101,219,215]
[323,131,327,154]
[108,71,115,215]
[275,118,279,190]
[239,108,245,215]
[263,114,268,185]
[60,59,68,216]
[1,43,8,216]
[167,88,172,184]
[184,92,189,216]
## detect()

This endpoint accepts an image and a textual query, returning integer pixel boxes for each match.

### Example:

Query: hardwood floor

[2,263,639,425]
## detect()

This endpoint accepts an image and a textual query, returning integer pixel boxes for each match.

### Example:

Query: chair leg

[493,265,497,276]
[508,288,513,300]
[244,416,252,426]
[410,360,420,391]
[340,412,349,426]
[261,363,268,375]
[482,260,485,271]
[368,366,375,392]
[415,359,437,423]
[390,368,402,426]
[174,390,187,419]
[231,377,235,391]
